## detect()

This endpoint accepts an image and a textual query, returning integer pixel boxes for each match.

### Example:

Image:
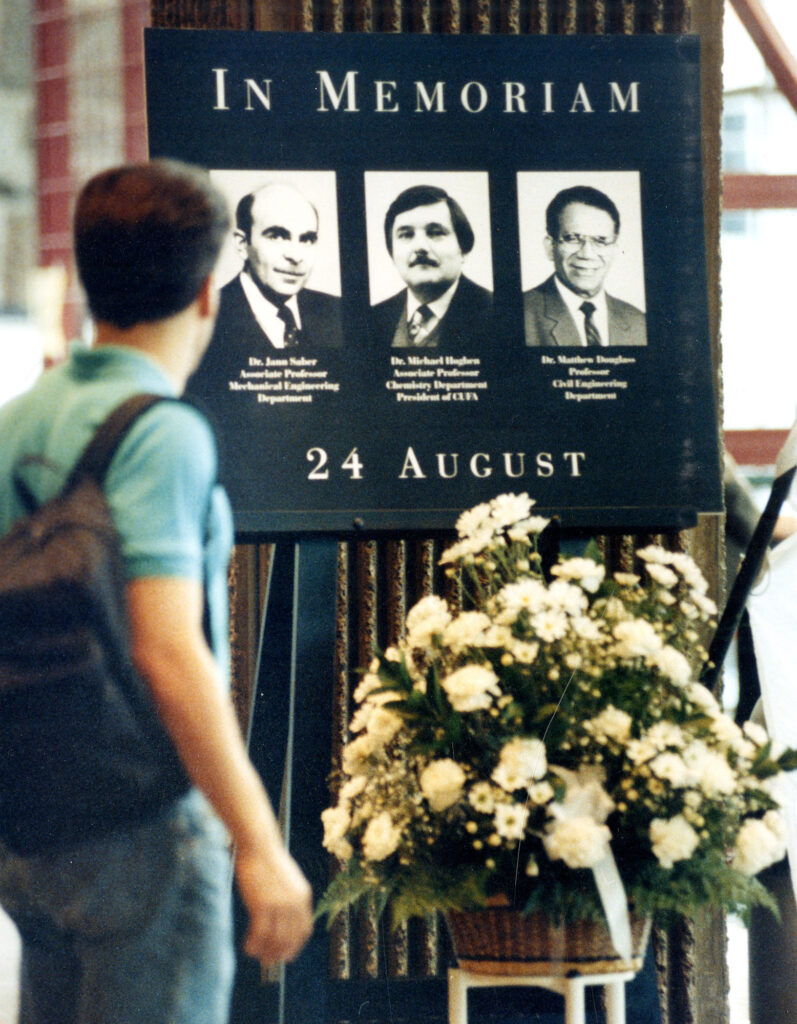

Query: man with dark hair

[371,184,493,352]
[523,184,647,347]
[0,160,312,1024]
[189,181,343,395]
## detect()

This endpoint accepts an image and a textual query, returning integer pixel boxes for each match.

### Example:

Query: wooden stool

[448,967,637,1024]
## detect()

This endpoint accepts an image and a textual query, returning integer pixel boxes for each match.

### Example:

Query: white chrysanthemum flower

[650,752,693,788]
[650,814,700,869]
[339,775,368,803]
[497,579,549,618]
[647,721,686,750]
[571,616,604,641]
[549,766,615,825]
[531,608,569,642]
[511,640,540,665]
[627,737,657,764]
[494,802,530,840]
[742,721,769,747]
[492,737,547,792]
[657,589,677,606]
[586,705,633,744]
[686,682,720,716]
[442,611,493,653]
[710,713,743,746]
[349,703,373,734]
[613,619,663,658]
[483,624,514,648]
[548,579,589,616]
[613,572,640,587]
[683,741,737,796]
[420,758,467,812]
[342,734,377,775]
[691,591,718,616]
[528,780,555,805]
[371,689,403,710]
[441,664,501,713]
[455,501,493,538]
[731,812,787,876]
[636,544,671,564]
[550,558,606,593]
[384,646,401,662]
[670,552,708,592]
[489,492,534,529]
[321,805,352,859]
[366,707,403,745]
[679,601,699,620]
[468,781,498,814]
[646,563,679,588]
[353,672,383,704]
[362,811,402,861]
[507,515,550,540]
[544,817,612,868]
[650,645,692,686]
[405,595,452,649]
[603,597,630,621]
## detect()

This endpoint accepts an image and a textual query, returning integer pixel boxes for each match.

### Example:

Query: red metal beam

[725,430,789,466]
[729,0,797,117]
[723,172,797,208]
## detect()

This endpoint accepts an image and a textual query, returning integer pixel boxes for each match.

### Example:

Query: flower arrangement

[319,493,797,930]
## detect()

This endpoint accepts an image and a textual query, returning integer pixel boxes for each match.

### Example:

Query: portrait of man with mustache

[369,184,494,352]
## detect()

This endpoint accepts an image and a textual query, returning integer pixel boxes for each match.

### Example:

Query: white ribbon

[592,850,632,961]
[746,530,797,908]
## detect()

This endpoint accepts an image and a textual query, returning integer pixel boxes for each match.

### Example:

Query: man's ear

[233,228,249,263]
[542,235,554,263]
[196,273,219,320]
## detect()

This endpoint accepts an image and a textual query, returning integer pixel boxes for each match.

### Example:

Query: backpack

[0,394,191,855]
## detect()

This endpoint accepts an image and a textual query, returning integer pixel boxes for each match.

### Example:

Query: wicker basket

[446,906,651,977]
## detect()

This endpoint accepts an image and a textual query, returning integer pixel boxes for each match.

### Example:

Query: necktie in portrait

[278,304,301,347]
[579,301,602,346]
[407,304,432,346]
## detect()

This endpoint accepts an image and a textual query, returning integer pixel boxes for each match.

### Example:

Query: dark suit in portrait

[371,275,493,353]
[188,273,344,394]
[523,275,647,347]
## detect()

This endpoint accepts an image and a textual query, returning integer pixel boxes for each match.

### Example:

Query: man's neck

[409,275,461,307]
[554,274,603,302]
[93,310,198,394]
[243,266,292,309]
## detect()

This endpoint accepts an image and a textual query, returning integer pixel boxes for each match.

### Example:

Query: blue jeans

[0,789,235,1024]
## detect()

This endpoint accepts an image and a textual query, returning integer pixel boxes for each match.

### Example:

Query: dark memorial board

[145,29,721,536]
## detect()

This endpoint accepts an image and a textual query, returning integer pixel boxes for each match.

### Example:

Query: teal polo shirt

[0,345,234,683]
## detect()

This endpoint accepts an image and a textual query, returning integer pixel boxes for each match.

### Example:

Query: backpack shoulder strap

[65,394,166,491]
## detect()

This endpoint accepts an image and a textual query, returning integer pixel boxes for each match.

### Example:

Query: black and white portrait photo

[188,170,344,400]
[518,171,647,348]
[364,171,494,354]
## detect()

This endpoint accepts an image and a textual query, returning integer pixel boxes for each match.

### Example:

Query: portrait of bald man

[523,184,647,348]
[189,180,344,394]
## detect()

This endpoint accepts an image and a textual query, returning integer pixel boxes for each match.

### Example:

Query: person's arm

[126,575,313,969]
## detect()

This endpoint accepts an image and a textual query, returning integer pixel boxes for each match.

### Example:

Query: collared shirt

[239,270,302,349]
[0,345,234,684]
[554,276,610,347]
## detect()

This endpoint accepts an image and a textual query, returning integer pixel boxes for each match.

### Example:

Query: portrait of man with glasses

[521,183,647,348]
